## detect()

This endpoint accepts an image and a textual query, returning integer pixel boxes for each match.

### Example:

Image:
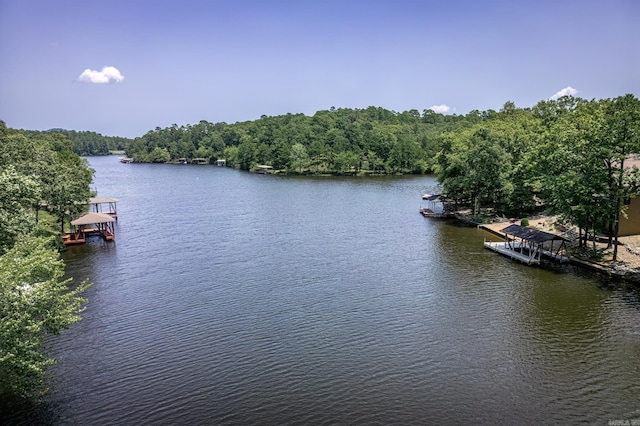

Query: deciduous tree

[0,236,90,399]
[0,167,39,254]
[290,143,309,173]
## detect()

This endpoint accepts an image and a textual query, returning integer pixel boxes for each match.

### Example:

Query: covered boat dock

[255,165,273,174]
[420,194,449,218]
[484,224,569,265]
[89,197,119,220]
[63,212,116,245]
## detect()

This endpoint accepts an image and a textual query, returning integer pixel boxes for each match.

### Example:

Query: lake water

[6,156,640,425]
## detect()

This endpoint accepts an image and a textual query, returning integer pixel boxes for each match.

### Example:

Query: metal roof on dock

[422,194,442,201]
[500,224,568,243]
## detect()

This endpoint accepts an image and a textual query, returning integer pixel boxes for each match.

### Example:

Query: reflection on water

[3,156,640,425]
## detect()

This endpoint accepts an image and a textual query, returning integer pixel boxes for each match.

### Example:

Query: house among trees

[620,196,640,236]
[619,158,640,236]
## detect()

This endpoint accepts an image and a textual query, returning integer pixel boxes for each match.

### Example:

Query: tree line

[125,106,486,173]
[125,95,640,257]
[0,93,638,399]
[0,121,92,400]
[23,128,132,156]
[433,95,640,259]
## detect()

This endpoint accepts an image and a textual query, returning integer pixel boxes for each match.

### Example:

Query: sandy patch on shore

[479,215,640,271]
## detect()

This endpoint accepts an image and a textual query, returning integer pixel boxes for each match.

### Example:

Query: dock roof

[90,197,119,204]
[500,224,567,243]
[71,212,116,226]
[422,194,441,201]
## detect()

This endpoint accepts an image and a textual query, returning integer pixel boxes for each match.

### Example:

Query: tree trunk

[613,217,620,260]
[606,161,615,249]
[612,213,621,260]
[613,155,625,261]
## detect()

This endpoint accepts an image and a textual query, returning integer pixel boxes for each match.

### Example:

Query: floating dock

[482,224,569,265]
[484,241,541,265]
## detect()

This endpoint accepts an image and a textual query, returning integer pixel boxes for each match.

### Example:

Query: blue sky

[1,0,638,138]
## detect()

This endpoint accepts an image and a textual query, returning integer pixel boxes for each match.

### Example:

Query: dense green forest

[0,93,638,400]
[126,106,484,173]
[0,121,92,399]
[126,95,640,254]
[434,95,640,260]
[4,94,640,253]
[21,129,132,156]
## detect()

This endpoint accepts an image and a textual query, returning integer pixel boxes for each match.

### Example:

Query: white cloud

[78,66,124,84]
[550,86,577,100]
[429,104,451,114]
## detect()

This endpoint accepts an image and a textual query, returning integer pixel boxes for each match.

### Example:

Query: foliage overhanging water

[6,156,640,425]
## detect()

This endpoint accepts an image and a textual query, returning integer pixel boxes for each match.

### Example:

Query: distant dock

[419,194,450,218]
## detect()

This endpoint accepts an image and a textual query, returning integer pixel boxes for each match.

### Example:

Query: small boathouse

[255,165,273,174]
[484,224,569,265]
[63,212,116,245]
[420,194,449,218]
[89,197,119,220]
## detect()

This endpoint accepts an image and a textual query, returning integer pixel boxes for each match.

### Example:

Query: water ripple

[19,157,638,426]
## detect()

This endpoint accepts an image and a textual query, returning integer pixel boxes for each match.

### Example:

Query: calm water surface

[8,156,640,424]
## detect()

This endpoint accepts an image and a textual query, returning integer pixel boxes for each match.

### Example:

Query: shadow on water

[1,237,117,425]
[8,157,639,425]
[0,396,60,426]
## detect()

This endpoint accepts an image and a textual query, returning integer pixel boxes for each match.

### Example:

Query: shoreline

[451,214,640,285]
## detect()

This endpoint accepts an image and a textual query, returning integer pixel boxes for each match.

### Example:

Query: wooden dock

[89,197,119,220]
[64,197,119,245]
[63,212,116,245]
